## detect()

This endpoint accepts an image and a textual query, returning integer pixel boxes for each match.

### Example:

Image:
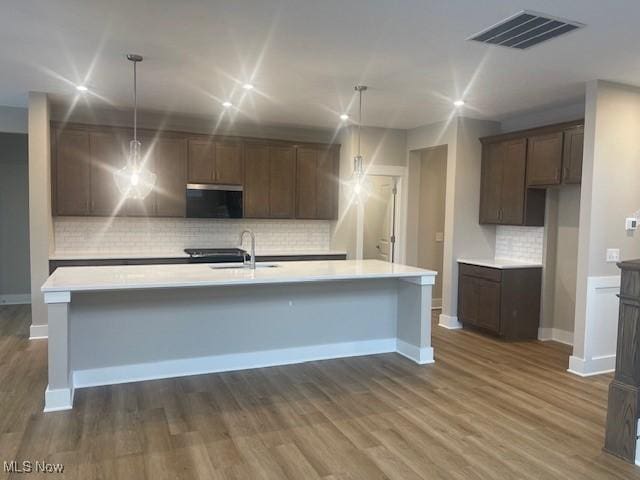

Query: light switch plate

[435,232,444,242]
[606,248,620,263]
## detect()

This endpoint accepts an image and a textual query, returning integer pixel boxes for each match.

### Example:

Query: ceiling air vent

[468,11,584,49]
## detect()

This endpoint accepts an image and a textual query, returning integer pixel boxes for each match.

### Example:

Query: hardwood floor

[0,304,638,479]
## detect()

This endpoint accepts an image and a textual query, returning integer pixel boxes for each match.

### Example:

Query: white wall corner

[395,339,434,364]
[538,327,574,346]
[29,323,48,340]
[438,313,462,330]
[567,354,615,377]
[43,384,74,412]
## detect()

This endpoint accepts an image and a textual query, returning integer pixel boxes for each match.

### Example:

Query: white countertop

[457,258,543,269]
[49,249,348,260]
[42,260,436,293]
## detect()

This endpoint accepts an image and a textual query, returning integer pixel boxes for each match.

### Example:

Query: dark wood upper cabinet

[480,120,584,227]
[243,144,270,218]
[153,137,187,217]
[526,131,564,186]
[89,130,127,216]
[500,139,527,224]
[296,146,339,220]
[480,138,528,225]
[52,123,339,220]
[54,128,91,216]
[269,146,296,218]
[215,142,243,185]
[187,139,215,183]
[562,125,584,184]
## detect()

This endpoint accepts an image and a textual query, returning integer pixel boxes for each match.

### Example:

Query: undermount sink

[209,263,280,270]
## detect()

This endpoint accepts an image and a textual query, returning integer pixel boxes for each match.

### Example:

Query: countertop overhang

[41,260,437,295]
[457,258,543,269]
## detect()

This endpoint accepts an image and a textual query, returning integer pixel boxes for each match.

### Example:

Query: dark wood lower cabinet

[458,263,541,340]
[604,260,640,464]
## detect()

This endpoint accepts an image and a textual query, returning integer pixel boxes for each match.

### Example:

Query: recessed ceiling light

[340,113,349,121]
[76,85,88,92]
[242,83,254,90]
[453,99,465,107]
[222,101,232,108]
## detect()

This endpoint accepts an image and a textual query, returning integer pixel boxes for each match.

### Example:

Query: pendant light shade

[115,54,156,200]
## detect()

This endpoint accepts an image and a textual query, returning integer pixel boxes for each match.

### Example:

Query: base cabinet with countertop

[457,261,542,340]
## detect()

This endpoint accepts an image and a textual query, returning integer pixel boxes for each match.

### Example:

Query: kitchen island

[41,260,437,411]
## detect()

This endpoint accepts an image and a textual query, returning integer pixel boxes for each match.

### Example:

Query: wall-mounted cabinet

[479,120,584,226]
[51,123,340,220]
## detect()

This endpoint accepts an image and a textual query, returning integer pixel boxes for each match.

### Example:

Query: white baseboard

[43,384,74,412]
[438,314,462,330]
[567,354,616,377]
[431,297,442,309]
[538,327,574,346]
[396,339,434,364]
[0,294,30,305]
[29,324,48,340]
[72,338,399,390]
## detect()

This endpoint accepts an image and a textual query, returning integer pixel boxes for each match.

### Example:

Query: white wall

[571,80,640,375]
[0,133,30,303]
[500,101,585,133]
[27,93,53,336]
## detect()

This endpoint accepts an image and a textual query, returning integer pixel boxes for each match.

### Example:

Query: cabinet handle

[555,168,561,182]
[563,167,569,180]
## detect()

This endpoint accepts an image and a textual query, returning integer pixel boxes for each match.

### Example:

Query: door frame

[356,165,408,263]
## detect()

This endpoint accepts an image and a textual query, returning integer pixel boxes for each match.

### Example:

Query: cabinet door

[154,137,187,217]
[479,142,504,224]
[89,131,127,216]
[500,139,527,224]
[244,144,270,218]
[458,275,478,326]
[269,146,296,218]
[475,278,501,333]
[187,139,215,183]
[316,148,338,219]
[526,132,563,186]
[55,129,91,215]
[296,147,319,219]
[562,126,583,184]
[215,142,243,185]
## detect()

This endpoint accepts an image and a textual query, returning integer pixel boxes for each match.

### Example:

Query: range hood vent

[468,11,584,49]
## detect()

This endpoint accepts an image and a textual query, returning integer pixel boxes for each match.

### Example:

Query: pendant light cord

[357,87,362,156]
[133,59,137,142]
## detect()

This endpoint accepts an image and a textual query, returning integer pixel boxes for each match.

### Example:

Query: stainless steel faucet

[240,229,256,269]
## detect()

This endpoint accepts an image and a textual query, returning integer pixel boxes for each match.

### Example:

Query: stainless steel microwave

[185,184,243,218]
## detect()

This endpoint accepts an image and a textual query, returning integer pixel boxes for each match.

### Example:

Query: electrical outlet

[626,217,638,230]
[606,248,620,263]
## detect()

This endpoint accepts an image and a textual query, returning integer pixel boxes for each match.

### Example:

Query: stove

[184,248,248,263]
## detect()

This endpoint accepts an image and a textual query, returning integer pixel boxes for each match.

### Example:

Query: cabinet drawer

[459,263,502,282]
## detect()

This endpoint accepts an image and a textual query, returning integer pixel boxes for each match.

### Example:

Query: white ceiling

[1,0,639,129]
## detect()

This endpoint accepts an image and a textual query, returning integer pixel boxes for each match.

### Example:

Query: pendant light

[352,85,368,197]
[114,54,156,199]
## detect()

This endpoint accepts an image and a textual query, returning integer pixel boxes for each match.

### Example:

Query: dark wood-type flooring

[0,304,638,479]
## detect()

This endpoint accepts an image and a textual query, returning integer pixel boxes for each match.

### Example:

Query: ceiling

[1,0,639,129]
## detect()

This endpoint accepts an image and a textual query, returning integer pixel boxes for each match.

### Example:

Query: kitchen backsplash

[495,226,544,263]
[53,217,332,256]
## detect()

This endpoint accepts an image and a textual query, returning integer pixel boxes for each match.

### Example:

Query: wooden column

[604,260,640,463]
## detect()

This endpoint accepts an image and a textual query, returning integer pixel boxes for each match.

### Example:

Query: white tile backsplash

[53,217,332,256]
[495,226,544,263]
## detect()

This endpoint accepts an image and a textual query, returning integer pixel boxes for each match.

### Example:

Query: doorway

[416,146,447,308]
[363,175,397,262]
